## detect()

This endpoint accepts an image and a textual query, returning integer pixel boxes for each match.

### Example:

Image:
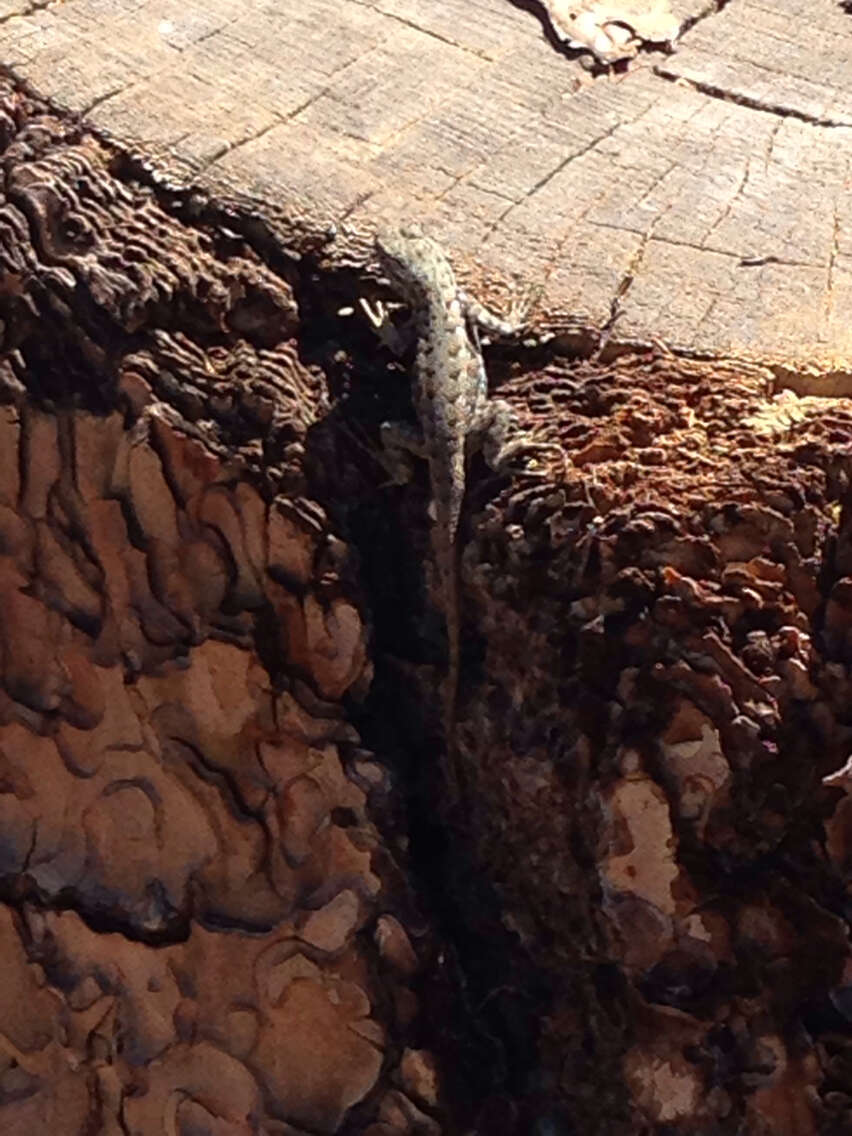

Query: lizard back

[374,224,483,543]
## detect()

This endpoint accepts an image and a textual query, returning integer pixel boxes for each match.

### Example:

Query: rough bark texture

[1,71,852,1136]
[0,82,440,1136]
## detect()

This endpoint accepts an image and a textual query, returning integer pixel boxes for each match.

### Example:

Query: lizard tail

[432,447,466,810]
[436,507,465,810]
[443,552,464,809]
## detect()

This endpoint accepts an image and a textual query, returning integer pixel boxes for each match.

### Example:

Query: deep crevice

[290,264,562,1131]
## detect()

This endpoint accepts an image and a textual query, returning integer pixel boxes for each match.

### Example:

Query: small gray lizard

[372,223,526,806]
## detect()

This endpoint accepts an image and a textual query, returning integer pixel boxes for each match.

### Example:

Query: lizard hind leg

[471,397,530,473]
[379,419,427,485]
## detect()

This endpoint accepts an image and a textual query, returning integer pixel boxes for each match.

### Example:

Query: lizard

[369,222,529,808]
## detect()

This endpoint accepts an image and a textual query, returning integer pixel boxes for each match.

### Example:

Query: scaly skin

[374,224,520,806]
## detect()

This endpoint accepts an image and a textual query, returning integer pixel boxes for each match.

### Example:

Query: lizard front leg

[461,281,541,341]
[360,297,415,357]
[462,295,519,340]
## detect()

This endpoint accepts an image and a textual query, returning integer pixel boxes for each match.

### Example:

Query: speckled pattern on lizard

[373,223,525,807]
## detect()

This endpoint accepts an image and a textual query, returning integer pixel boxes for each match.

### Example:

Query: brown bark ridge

[1,45,852,1136]
[0,81,441,1136]
[0,0,851,374]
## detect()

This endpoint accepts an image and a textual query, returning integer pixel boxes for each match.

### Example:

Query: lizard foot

[360,296,412,357]
[503,279,544,332]
[462,280,543,342]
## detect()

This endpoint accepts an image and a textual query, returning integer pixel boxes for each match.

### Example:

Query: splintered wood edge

[5,70,851,401]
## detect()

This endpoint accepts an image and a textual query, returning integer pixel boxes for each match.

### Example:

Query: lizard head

[374,223,442,301]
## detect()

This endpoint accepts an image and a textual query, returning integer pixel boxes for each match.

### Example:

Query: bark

[0,77,851,1136]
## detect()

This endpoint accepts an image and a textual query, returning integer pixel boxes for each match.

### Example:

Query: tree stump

[0,2,851,1133]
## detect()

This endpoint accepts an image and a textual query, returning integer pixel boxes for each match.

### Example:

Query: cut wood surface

[0,0,851,372]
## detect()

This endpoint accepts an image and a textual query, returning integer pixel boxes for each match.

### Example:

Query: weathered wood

[0,0,850,372]
[0,82,430,1135]
[659,0,852,124]
[2,52,852,1136]
[2,6,852,1135]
